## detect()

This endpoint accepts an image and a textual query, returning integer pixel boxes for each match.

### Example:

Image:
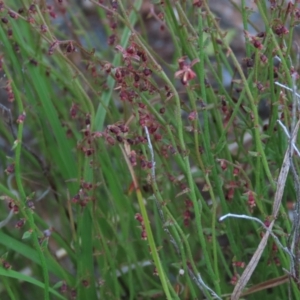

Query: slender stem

[3,64,50,300]
[203,0,276,189]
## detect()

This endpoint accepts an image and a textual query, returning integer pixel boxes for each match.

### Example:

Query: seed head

[141,230,147,240]
[48,41,59,55]
[60,281,67,293]
[143,68,152,76]
[82,280,89,287]
[1,17,8,24]
[106,136,115,146]
[135,213,143,224]
[15,219,25,229]
[70,103,78,119]
[5,163,15,174]
[129,151,137,166]
[116,136,123,142]
[70,289,77,299]
[233,167,239,176]
[40,24,48,33]
[260,54,268,64]
[219,159,227,171]
[273,25,289,36]
[27,16,35,24]
[2,260,11,269]
[230,274,238,285]
[9,10,18,19]
[193,0,203,7]
[107,34,116,46]
[66,41,75,53]
[246,190,256,208]
[115,44,140,62]
[30,58,38,66]
[28,4,37,14]
[27,200,35,210]
[188,111,197,121]
[7,28,13,38]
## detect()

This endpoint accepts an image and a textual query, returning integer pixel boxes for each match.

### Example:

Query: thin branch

[275,81,300,99]
[219,213,293,259]
[230,118,296,299]
[144,126,180,253]
[144,126,156,181]
[0,210,14,229]
[277,120,300,156]
[287,74,300,282]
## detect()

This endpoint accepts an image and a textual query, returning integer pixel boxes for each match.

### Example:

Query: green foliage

[0,0,300,299]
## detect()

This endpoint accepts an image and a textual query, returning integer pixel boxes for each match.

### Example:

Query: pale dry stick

[229,120,300,300]
[120,145,138,190]
[277,120,300,157]
[291,75,298,131]
[275,81,300,99]
[278,118,300,284]
[275,81,300,278]
[274,77,300,266]
[0,210,14,229]
[144,126,167,228]
[288,75,300,285]
[220,214,294,261]
[193,271,222,300]
[221,274,290,298]
[144,126,156,181]
[0,103,14,133]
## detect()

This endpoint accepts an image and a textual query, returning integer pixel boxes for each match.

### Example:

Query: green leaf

[248,151,261,157]
[22,230,33,240]
[0,231,73,284]
[139,289,163,297]
[0,268,67,300]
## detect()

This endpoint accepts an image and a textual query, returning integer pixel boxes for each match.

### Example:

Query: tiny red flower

[218,159,227,171]
[9,11,18,19]
[273,25,289,36]
[226,188,234,201]
[48,40,59,55]
[230,274,238,285]
[129,151,137,166]
[5,163,15,174]
[115,44,140,62]
[135,213,143,224]
[40,24,48,33]
[15,218,25,229]
[245,190,256,208]
[233,167,239,176]
[175,56,199,86]
[141,230,147,240]
[2,260,11,269]
[188,111,197,121]
[193,0,203,7]
[60,281,67,293]
[16,112,26,124]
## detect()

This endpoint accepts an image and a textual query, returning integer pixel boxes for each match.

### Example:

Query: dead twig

[227,120,300,300]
